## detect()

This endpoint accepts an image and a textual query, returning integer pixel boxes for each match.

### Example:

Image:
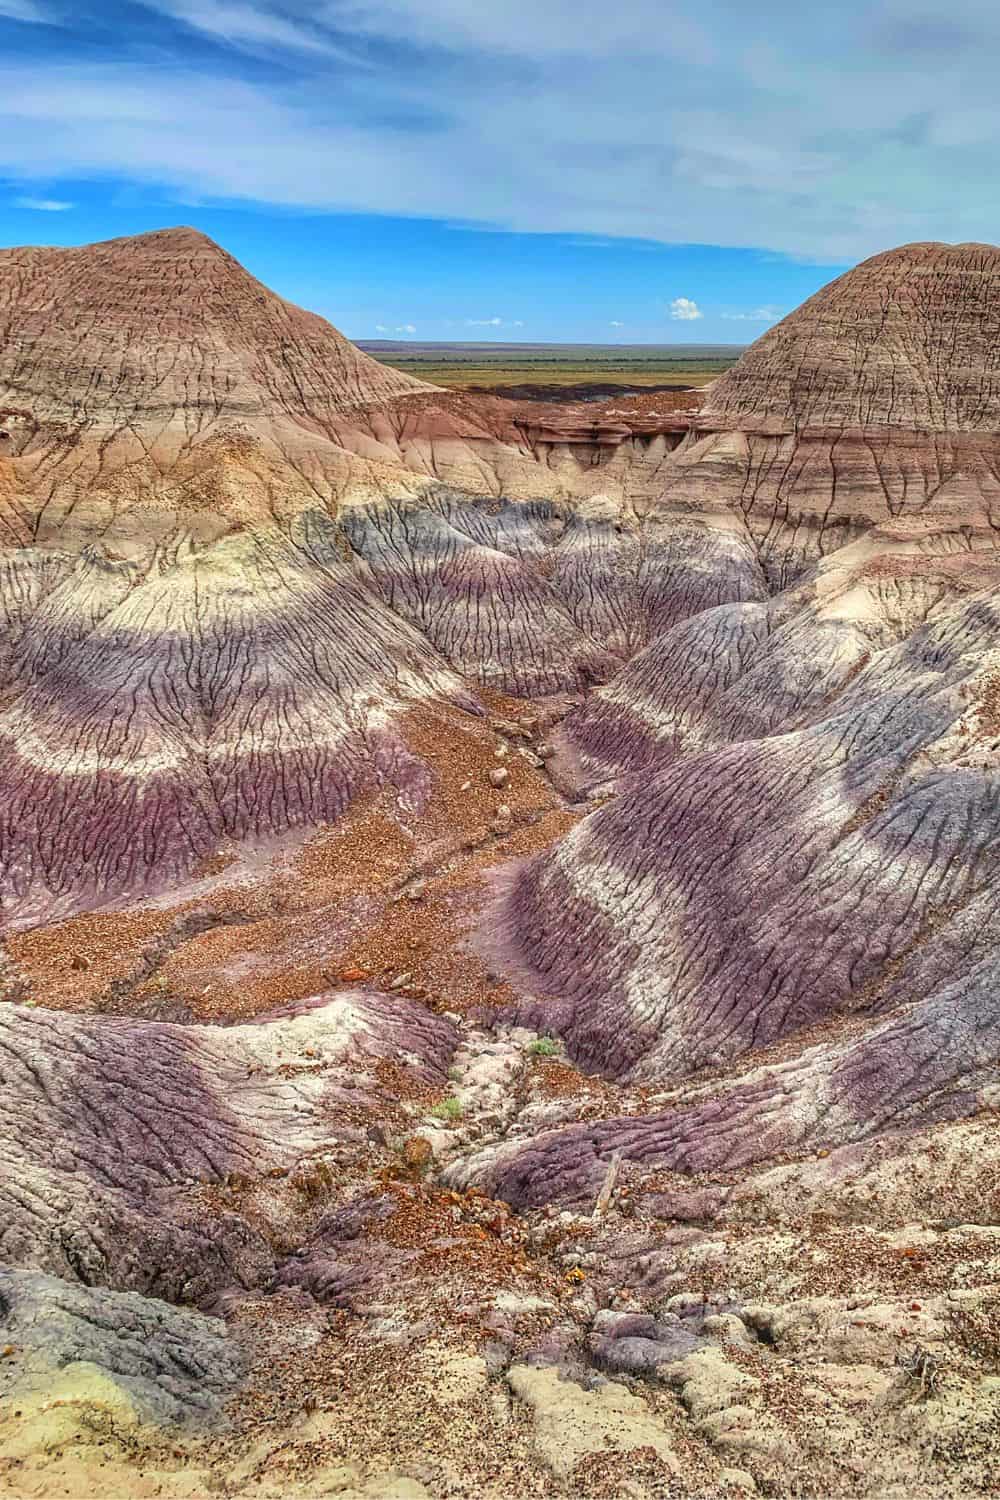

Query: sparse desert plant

[527,1037,559,1057]
[895,1344,942,1396]
[430,1096,463,1121]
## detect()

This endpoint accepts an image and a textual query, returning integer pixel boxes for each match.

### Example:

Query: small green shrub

[430,1096,464,1121]
[527,1037,559,1057]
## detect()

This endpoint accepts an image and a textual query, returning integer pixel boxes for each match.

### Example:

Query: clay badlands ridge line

[0,230,998,1497]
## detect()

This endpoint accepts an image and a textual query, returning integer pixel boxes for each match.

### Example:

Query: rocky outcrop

[0,1270,241,1424]
[0,226,427,431]
[0,514,481,924]
[493,567,1000,1080]
[707,242,1000,431]
[0,992,455,1299]
[474,952,1000,1209]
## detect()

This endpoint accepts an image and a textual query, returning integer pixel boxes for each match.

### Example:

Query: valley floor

[2,678,999,1499]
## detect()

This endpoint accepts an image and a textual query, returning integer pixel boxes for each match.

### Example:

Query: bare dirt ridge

[1,230,999,1499]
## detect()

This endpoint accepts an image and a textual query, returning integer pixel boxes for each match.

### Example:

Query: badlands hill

[0,226,684,552]
[0,224,427,424]
[0,232,999,1500]
[710,240,1000,430]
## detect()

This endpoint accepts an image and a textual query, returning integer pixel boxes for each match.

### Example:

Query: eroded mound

[0,226,427,427]
[1,231,1000,1499]
[664,242,1000,591]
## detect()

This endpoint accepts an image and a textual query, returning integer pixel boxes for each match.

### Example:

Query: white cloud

[0,0,50,20]
[141,1,361,59]
[14,195,73,210]
[4,3,1000,262]
[374,323,389,332]
[329,0,716,65]
[669,296,703,321]
[721,305,785,322]
[395,322,416,333]
[465,316,524,328]
[610,319,624,327]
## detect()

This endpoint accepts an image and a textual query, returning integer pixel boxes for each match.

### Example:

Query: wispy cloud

[140,1,362,59]
[1,2,1000,262]
[609,319,624,327]
[721,305,785,322]
[14,194,73,210]
[395,322,416,333]
[669,296,702,321]
[0,0,51,21]
[464,315,523,328]
[330,0,716,64]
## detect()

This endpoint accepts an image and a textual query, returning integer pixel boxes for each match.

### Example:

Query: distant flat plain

[359,340,744,399]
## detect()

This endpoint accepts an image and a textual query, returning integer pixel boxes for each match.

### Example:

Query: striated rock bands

[1,229,1000,1498]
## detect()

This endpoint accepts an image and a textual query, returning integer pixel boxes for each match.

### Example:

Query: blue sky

[0,0,997,341]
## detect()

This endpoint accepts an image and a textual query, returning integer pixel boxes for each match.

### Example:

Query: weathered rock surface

[505,1362,678,1478]
[0,992,454,1298]
[0,1269,240,1424]
[494,580,1000,1082]
[676,241,1000,588]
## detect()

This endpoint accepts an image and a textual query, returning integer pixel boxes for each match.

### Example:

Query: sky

[0,0,997,341]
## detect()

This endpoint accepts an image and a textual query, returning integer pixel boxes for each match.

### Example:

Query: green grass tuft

[430,1096,464,1121]
[527,1037,559,1057]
